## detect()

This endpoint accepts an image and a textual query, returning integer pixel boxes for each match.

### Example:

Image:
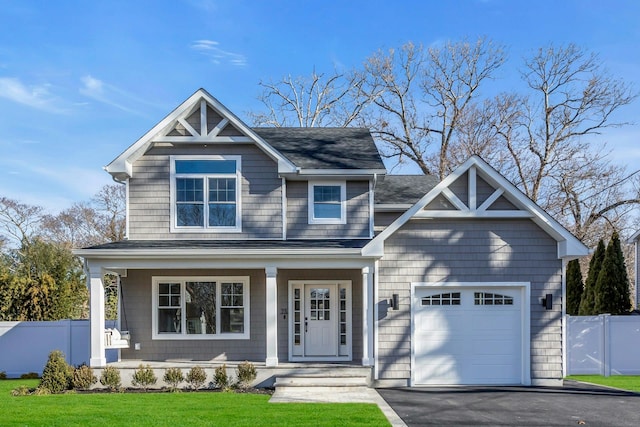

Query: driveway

[377,381,640,426]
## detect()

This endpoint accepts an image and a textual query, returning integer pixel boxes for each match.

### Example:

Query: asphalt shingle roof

[253,127,385,171]
[375,175,440,205]
[84,239,370,251]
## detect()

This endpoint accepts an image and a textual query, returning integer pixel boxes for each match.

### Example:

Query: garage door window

[421,292,461,306]
[474,292,513,305]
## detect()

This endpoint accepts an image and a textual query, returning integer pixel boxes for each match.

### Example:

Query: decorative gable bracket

[105,89,297,181]
[363,156,588,260]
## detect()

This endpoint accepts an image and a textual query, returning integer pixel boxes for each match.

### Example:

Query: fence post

[603,314,611,377]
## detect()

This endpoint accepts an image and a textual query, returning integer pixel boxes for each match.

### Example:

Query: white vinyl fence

[567,314,640,376]
[0,320,118,378]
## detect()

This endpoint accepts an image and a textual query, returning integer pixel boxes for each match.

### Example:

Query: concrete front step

[275,375,370,388]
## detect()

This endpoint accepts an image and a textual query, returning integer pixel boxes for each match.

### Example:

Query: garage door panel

[414,286,523,385]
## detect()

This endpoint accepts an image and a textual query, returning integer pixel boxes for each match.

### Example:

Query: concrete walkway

[270,386,407,427]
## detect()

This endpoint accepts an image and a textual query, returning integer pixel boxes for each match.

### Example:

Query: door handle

[305,317,308,333]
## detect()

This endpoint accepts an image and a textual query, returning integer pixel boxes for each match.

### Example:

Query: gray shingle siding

[377,219,563,382]
[119,269,266,361]
[286,181,371,239]
[128,144,282,240]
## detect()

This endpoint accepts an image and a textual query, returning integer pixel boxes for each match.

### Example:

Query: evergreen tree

[566,259,584,315]
[579,240,605,315]
[594,232,631,315]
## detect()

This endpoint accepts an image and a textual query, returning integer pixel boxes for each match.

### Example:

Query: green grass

[0,380,390,426]
[567,375,640,392]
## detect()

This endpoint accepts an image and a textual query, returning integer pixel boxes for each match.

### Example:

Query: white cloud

[0,77,68,113]
[190,39,247,67]
[79,75,152,116]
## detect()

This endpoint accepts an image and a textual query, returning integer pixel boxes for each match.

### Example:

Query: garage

[412,284,529,385]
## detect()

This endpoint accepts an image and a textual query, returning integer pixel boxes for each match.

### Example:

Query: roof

[375,175,440,205]
[82,239,369,251]
[105,89,385,180]
[254,127,386,171]
[364,155,589,259]
[629,230,640,243]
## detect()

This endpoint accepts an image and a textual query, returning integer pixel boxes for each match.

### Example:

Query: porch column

[265,266,278,366]
[362,266,374,366]
[88,266,106,367]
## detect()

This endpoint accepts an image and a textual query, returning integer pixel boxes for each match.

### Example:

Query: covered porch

[75,240,377,370]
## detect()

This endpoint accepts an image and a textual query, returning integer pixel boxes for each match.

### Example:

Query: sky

[1,0,639,213]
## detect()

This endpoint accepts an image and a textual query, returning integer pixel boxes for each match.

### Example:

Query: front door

[304,284,337,356]
[289,280,352,361]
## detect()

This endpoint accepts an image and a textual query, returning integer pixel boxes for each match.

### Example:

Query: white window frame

[308,181,346,225]
[170,155,242,233]
[152,276,250,340]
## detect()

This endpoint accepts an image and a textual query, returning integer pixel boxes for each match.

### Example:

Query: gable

[105,89,296,181]
[364,155,589,259]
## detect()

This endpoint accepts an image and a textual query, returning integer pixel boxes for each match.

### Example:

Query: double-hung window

[171,156,241,232]
[153,276,250,339]
[308,181,346,224]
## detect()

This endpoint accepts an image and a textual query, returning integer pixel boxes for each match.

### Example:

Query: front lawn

[567,375,640,393]
[0,380,390,426]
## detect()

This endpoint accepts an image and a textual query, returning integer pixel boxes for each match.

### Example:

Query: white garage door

[413,286,523,385]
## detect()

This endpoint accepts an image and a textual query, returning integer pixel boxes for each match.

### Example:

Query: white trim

[124,179,130,240]
[373,260,380,380]
[288,280,352,362]
[265,267,278,366]
[308,181,347,225]
[177,117,199,137]
[151,276,250,340]
[169,155,242,233]
[469,165,477,210]
[363,155,588,259]
[413,210,533,219]
[200,99,207,136]
[477,187,505,211]
[105,89,297,178]
[368,180,374,238]
[441,187,468,211]
[410,281,531,386]
[562,258,568,377]
[208,118,229,137]
[287,168,387,176]
[89,268,106,367]
[281,178,287,240]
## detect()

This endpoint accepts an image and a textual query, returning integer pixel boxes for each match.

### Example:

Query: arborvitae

[594,232,631,315]
[579,240,605,315]
[566,259,584,315]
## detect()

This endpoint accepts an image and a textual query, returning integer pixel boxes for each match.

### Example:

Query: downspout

[561,257,568,378]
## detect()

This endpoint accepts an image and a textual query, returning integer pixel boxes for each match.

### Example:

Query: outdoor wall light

[541,294,553,310]
[390,294,399,310]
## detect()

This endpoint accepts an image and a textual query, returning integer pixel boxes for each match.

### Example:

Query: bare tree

[43,184,126,248]
[249,69,377,128]
[0,197,45,249]
[359,38,506,178]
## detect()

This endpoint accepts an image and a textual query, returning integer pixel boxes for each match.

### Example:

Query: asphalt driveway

[377,381,640,426]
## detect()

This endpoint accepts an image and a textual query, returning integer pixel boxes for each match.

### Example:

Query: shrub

[39,350,72,394]
[163,367,184,392]
[186,366,207,390]
[213,364,229,390]
[0,371,6,380]
[20,372,40,379]
[236,361,257,388]
[11,385,32,396]
[99,366,122,392]
[72,365,97,390]
[131,364,157,391]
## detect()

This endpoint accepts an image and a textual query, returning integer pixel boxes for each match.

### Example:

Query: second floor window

[308,181,346,224]
[171,156,241,232]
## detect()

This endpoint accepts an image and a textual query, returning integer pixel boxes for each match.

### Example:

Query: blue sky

[1,0,639,213]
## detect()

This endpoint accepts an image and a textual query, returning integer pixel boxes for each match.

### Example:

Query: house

[75,88,588,387]
[629,230,640,310]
